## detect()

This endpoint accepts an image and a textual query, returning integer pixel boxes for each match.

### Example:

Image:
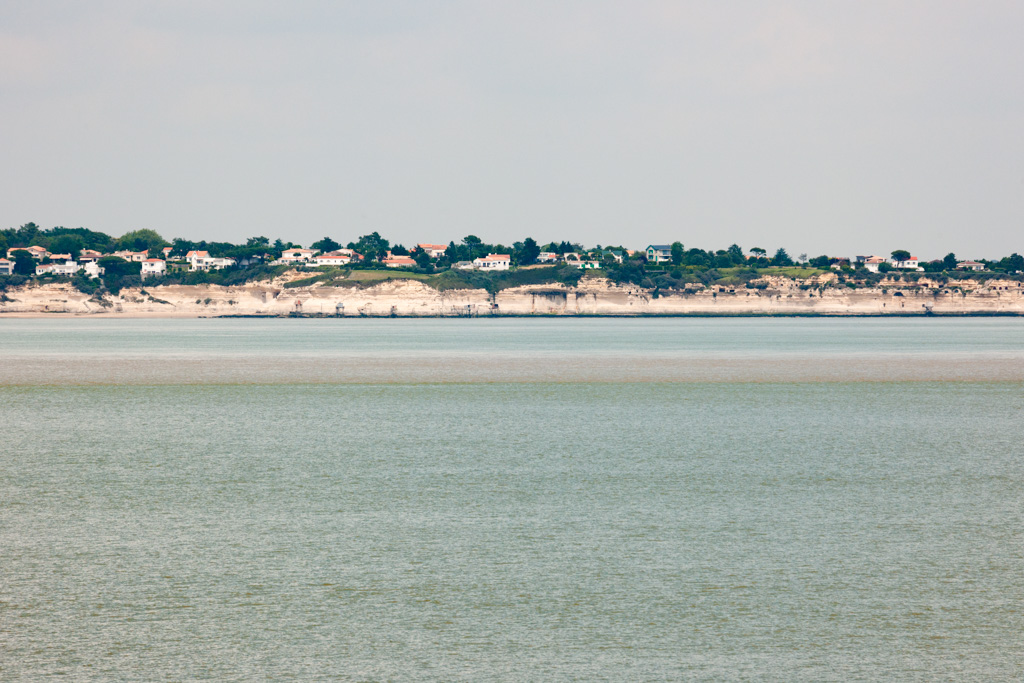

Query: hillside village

[0,223,1017,282]
[1,224,1022,316]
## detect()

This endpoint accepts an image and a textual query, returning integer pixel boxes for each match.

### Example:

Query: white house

[416,243,449,259]
[114,250,148,262]
[0,258,14,275]
[202,257,235,271]
[862,256,887,273]
[646,245,672,263]
[957,261,985,271]
[473,254,511,270]
[78,249,103,263]
[273,248,322,266]
[280,248,318,262]
[186,250,209,268]
[187,251,235,271]
[602,250,624,263]
[891,256,923,270]
[314,251,353,266]
[141,259,166,277]
[36,260,79,276]
[83,261,104,278]
[51,260,79,275]
[8,245,48,259]
[382,255,416,268]
[536,252,559,263]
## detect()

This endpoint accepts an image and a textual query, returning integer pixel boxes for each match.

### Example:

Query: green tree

[351,232,390,261]
[461,235,487,260]
[943,252,958,270]
[44,226,113,252]
[727,244,744,263]
[670,241,684,265]
[772,248,793,266]
[445,240,463,262]
[12,250,35,275]
[605,257,646,285]
[172,238,197,256]
[683,248,710,267]
[891,249,911,263]
[750,247,767,258]
[49,234,86,260]
[518,237,540,265]
[809,254,831,268]
[413,248,432,269]
[14,222,41,246]
[97,256,138,278]
[116,229,167,252]
[311,236,340,253]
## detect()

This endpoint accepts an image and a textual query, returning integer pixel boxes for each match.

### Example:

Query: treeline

[4,222,1024,296]
[0,223,299,262]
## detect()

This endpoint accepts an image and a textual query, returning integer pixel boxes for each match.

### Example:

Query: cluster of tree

[169,235,302,261]
[307,233,539,271]
[1,224,173,262]
[626,242,794,269]
[1,223,113,259]
[542,241,585,255]
[659,243,769,268]
[811,250,1024,274]
[6,222,1024,293]
[918,252,1024,274]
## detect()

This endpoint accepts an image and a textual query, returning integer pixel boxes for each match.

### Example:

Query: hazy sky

[2,1,1022,258]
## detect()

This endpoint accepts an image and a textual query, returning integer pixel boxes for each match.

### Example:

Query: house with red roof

[141,259,166,277]
[314,251,354,266]
[891,256,923,271]
[114,250,148,262]
[382,254,416,268]
[8,245,48,259]
[416,244,449,259]
[473,254,511,271]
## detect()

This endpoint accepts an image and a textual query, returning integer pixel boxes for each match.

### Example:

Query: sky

[2,1,1022,259]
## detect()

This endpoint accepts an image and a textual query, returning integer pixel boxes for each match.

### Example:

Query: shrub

[72,273,100,295]
[0,274,29,291]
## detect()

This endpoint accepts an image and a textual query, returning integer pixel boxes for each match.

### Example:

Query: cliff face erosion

[3,276,1023,317]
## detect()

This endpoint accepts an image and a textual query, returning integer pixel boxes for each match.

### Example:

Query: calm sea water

[2,319,1023,680]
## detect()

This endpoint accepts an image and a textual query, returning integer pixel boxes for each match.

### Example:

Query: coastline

[2,276,1023,318]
